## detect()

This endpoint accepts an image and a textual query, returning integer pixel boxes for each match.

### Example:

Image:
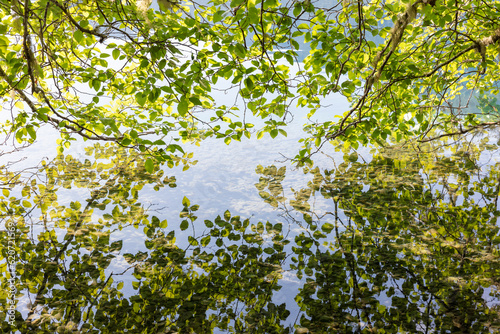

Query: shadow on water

[2,132,500,333]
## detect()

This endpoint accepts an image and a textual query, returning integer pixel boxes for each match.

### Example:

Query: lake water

[2,86,500,332]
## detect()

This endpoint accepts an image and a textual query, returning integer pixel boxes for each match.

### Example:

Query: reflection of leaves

[3,138,500,332]
[290,188,312,213]
[255,165,287,207]
[261,139,500,332]
[0,147,291,333]
[131,209,290,333]
[0,143,177,333]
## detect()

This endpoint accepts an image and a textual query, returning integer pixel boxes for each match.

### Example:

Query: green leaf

[234,43,247,58]
[244,77,254,90]
[180,220,189,231]
[145,158,154,173]
[188,236,199,246]
[321,223,334,233]
[160,219,168,228]
[110,240,123,251]
[216,238,223,247]
[74,30,84,43]
[135,92,147,107]
[263,247,274,254]
[201,235,211,246]
[178,99,188,116]
[92,79,101,91]
[112,49,120,60]
[26,125,36,140]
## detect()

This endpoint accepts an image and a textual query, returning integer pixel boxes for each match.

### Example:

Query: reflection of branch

[495,174,500,211]
[345,241,374,331]
[26,156,133,327]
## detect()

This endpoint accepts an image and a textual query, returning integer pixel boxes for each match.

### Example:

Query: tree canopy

[0,0,499,164]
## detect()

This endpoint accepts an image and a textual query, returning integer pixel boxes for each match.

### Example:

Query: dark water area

[2,126,500,333]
